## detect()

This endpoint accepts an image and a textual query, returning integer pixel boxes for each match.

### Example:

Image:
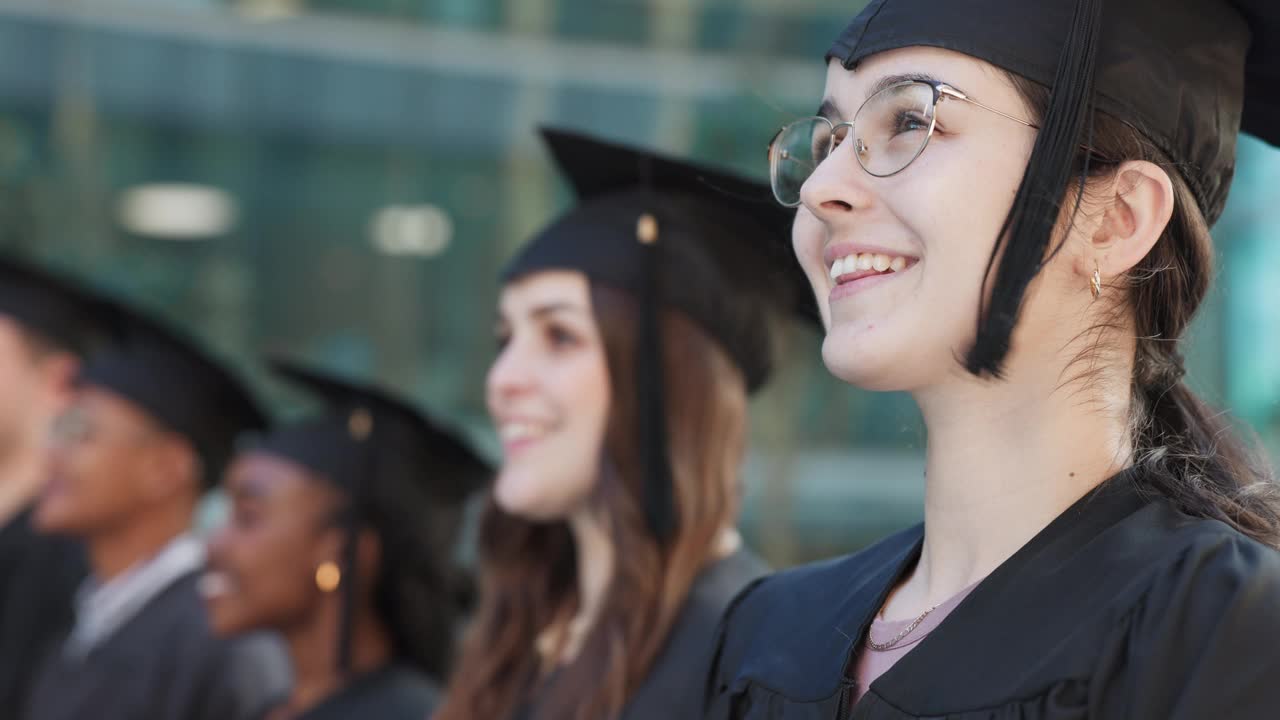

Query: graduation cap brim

[0,257,118,355]
[257,357,491,503]
[504,127,821,392]
[1236,0,1280,142]
[539,127,808,239]
[77,302,266,486]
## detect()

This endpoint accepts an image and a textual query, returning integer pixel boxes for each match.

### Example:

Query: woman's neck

[279,600,392,718]
[568,506,614,631]
[897,351,1133,616]
[89,505,191,581]
[536,507,615,667]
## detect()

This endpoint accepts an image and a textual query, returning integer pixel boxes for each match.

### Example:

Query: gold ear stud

[315,561,341,593]
[348,408,373,440]
[637,213,659,245]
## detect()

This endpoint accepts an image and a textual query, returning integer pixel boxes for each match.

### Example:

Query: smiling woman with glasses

[705,0,1280,718]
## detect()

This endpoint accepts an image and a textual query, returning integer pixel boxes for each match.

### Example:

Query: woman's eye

[547,325,579,348]
[232,505,261,529]
[495,331,512,351]
[231,499,266,527]
[895,111,929,134]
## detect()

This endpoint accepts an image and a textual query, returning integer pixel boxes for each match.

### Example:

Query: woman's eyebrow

[530,302,589,320]
[868,72,948,96]
[818,72,974,120]
[817,98,841,120]
[495,301,588,327]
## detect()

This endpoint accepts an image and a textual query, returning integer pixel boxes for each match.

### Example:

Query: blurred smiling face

[36,386,169,535]
[202,451,341,637]
[486,270,611,522]
[0,318,77,469]
[792,47,1039,391]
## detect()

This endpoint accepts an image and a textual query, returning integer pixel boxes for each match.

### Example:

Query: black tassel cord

[965,0,1104,377]
[636,213,677,542]
[336,411,374,676]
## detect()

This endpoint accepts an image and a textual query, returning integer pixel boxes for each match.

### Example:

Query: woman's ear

[312,523,346,571]
[35,350,80,413]
[140,436,201,501]
[1082,160,1175,282]
[310,521,381,595]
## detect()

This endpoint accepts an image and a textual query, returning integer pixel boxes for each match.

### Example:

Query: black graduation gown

[517,547,769,720]
[0,507,86,715]
[273,664,440,720]
[706,473,1280,719]
[23,571,291,720]
[621,548,769,720]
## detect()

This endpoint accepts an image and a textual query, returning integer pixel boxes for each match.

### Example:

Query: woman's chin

[493,473,568,522]
[822,333,904,391]
[204,604,250,638]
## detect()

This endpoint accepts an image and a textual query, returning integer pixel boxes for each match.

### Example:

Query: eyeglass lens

[769,81,937,206]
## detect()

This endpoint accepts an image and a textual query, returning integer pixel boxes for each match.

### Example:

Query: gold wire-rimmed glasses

[767,79,1039,207]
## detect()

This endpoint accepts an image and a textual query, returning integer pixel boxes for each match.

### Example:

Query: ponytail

[1132,345,1280,547]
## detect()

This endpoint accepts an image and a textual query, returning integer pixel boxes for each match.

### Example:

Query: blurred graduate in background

[23,299,290,720]
[0,258,112,715]
[202,359,488,720]
[435,129,817,720]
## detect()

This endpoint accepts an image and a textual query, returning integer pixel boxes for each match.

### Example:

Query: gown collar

[863,468,1151,713]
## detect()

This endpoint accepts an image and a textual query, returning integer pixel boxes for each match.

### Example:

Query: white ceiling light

[370,204,453,258]
[234,0,303,23]
[117,183,239,240]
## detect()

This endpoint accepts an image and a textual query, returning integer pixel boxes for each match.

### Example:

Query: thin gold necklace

[866,602,939,652]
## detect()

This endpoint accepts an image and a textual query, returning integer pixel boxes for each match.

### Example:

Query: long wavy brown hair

[436,284,749,720]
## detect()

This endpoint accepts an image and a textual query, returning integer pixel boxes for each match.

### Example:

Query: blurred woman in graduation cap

[707,0,1280,718]
[24,297,290,720]
[0,258,113,714]
[201,358,488,720]
[435,128,817,720]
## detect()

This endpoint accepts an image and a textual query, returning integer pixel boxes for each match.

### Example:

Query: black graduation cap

[249,358,490,673]
[76,302,266,487]
[828,0,1280,376]
[0,256,116,355]
[249,358,490,505]
[502,128,818,541]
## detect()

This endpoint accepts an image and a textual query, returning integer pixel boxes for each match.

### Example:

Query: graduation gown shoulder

[284,664,440,720]
[706,477,1280,719]
[0,508,86,714]
[23,571,291,720]
[619,547,769,720]
[514,547,769,720]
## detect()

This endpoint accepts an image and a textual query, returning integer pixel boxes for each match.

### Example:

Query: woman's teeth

[500,422,546,443]
[829,253,910,280]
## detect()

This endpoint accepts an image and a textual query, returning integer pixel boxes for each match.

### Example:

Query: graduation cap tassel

[336,409,374,677]
[636,213,676,543]
[965,0,1103,377]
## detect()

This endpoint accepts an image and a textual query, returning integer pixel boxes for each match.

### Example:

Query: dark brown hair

[435,285,748,720]
[358,472,465,678]
[1008,74,1280,547]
